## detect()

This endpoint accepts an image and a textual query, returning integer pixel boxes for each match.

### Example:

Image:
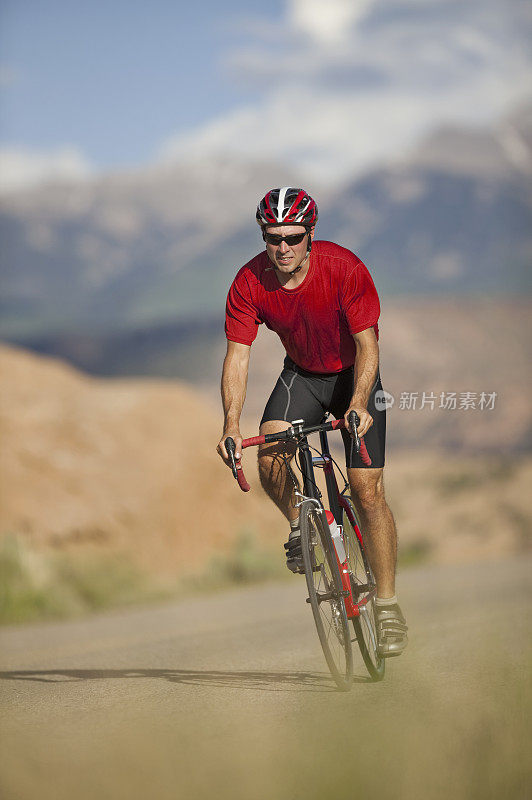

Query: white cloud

[0,146,93,194]
[159,0,532,183]
[161,74,527,185]
[288,0,373,45]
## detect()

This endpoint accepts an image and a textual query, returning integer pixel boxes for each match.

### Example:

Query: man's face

[263,224,314,273]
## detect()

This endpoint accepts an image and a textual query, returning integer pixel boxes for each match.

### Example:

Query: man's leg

[257,355,327,573]
[348,466,407,656]
[347,466,397,598]
[257,420,298,523]
[258,356,325,523]
[258,419,306,572]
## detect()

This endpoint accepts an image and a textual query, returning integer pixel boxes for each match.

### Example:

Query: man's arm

[344,326,379,437]
[217,339,251,466]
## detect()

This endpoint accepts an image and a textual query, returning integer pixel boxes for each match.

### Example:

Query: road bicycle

[225,412,385,691]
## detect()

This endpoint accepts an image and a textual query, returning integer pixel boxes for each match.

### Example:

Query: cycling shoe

[376,603,408,657]
[284,530,304,574]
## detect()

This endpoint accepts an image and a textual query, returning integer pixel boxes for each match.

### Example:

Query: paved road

[1,557,531,800]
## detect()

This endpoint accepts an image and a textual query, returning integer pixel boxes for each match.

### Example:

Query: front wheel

[299,500,353,691]
[342,503,385,681]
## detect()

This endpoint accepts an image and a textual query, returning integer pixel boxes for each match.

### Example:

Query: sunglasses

[263,231,308,246]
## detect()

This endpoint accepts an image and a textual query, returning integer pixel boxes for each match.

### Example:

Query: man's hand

[217,429,243,467]
[344,405,373,437]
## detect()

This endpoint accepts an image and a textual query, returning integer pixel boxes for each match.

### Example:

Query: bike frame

[297,428,375,619]
[226,416,375,620]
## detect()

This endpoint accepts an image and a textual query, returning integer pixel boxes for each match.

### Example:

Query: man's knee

[258,451,277,487]
[348,469,386,512]
[258,442,295,485]
[257,420,295,486]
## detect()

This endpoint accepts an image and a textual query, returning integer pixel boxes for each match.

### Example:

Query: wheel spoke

[342,503,385,681]
[301,502,353,690]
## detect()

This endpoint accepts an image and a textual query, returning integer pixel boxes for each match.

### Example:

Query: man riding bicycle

[217,187,407,657]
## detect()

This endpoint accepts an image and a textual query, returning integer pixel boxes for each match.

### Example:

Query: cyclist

[217,187,407,657]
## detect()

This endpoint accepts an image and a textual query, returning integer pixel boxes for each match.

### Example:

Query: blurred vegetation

[0,531,289,625]
[398,539,432,567]
[435,459,517,497]
[0,534,161,625]
[0,525,444,626]
[182,530,287,593]
[0,526,439,626]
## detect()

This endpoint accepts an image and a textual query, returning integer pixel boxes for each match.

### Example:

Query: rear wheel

[300,500,353,691]
[342,502,385,681]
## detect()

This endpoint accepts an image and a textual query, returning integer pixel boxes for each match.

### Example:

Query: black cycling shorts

[260,356,386,469]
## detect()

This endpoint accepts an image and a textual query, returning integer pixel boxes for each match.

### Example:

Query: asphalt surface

[1,556,531,800]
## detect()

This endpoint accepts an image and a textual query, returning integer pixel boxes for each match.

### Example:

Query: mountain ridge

[1,104,530,341]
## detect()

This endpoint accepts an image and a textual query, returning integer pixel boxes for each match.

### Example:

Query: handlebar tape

[227,418,372,493]
[235,468,251,492]
[242,435,266,448]
[358,438,372,466]
[225,437,251,492]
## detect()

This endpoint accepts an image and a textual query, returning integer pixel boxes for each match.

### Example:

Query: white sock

[290,519,300,530]
[376,595,398,606]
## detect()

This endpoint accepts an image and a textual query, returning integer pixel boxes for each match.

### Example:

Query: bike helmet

[256,187,318,228]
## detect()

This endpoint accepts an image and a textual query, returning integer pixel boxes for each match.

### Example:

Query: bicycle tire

[342,501,385,681]
[300,500,353,691]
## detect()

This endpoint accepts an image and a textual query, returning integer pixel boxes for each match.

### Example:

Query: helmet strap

[288,262,304,276]
[288,240,311,275]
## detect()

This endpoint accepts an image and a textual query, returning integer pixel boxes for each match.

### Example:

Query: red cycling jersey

[225,240,380,374]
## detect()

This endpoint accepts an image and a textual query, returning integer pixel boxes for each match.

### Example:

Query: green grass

[0,527,434,626]
[398,539,432,567]
[436,459,518,497]
[0,535,162,625]
[0,531,289,626]
[183,530,287,593]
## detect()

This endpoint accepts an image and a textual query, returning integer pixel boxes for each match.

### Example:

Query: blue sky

[0,0,282,167]
[1,0,530,191]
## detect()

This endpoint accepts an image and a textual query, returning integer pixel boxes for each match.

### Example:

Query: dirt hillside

[1,344,530,580]
[0,344,280,576]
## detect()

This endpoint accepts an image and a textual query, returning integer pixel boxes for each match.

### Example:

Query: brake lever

[347,410,361,453]
[225,437,239,479]
[225,436,251,492]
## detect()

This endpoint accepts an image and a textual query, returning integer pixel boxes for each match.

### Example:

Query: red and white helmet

[256,187,318,228]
